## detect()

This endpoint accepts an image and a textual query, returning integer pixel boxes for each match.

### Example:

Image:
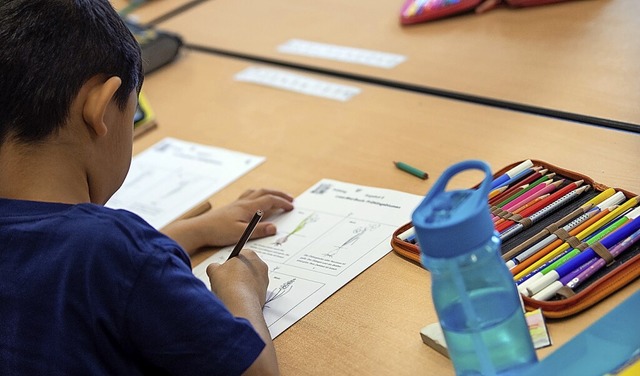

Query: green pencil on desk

[394,161,429,180]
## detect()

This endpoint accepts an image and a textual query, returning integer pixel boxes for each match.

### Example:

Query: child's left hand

[161,188,294,255]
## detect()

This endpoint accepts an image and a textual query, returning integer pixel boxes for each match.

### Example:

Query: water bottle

[412,160,537,375]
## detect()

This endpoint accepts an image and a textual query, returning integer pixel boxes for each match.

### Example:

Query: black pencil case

[391,159,640,318]
[125,19,183,74]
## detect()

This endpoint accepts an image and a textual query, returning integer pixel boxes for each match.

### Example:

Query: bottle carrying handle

[423,160,493,205]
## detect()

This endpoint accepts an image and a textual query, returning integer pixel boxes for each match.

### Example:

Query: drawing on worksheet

[264,267,296,308]
[265,277,295,307]
[273,213,319,246]
[262,271,324,328]
[323,223,381,258]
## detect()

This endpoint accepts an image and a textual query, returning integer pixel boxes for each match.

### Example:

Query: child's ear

[82,76,122,137]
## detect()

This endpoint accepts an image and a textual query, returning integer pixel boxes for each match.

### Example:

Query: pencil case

[391,159,640,318]
[125,19,183,74]
[400,0,576,25]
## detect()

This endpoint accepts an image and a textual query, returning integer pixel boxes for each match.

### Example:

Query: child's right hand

[205,251,281,376]
[206,250,270,309]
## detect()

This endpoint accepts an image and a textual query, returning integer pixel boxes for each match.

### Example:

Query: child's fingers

[249,223,277,239]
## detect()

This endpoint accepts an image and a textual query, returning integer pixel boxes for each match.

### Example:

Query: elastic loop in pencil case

[590,242,615,265]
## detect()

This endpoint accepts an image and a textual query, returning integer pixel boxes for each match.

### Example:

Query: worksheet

[193,179,423,338]
[106,137,265,229]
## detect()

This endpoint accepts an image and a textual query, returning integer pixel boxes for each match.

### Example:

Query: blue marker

[490,160,533,190]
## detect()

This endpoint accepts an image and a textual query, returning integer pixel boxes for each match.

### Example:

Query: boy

[0,1,293,375]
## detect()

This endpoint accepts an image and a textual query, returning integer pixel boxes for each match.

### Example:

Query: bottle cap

[412,160,495,258]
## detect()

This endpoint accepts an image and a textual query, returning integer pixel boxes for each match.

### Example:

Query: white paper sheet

[193,179,423,338]
[106,137,265,229]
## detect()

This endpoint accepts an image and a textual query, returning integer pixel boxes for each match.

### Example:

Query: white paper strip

[277,39,406,69]
[235,67,361,102]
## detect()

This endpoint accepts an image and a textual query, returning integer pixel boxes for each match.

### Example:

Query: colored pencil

[580,187,617,210]
[494,194,550,228]
[505,208,599,269]
[500,185,588,242]
[492,181,553,221]
[489,169,549,206]
[503,180,562,214]
[488,185,508,200]
[394,161,429,180]
[492,172,552,208]
[502,203,596,263]
[496,180,584,233]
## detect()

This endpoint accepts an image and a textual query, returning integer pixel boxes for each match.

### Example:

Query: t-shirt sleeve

[123,248,265,375]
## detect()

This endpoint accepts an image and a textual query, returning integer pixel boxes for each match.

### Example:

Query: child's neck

[0,139,91,204]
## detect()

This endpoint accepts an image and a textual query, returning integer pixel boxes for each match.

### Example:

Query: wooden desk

[110,0,199,24]
[157,0,640,131]
[138,50,640,375]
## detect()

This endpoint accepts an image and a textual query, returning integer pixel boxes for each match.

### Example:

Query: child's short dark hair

[0,0,144,144]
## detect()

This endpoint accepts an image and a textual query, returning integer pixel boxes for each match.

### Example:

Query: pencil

[496,180,584,233]
[227,210,263,260]
[499,185,588,242]
[502,204,596,263]
[489,169,549,205]
[494,173,554,208]
[394,161,428,180]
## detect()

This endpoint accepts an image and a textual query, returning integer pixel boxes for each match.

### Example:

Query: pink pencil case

[400,0,576,25]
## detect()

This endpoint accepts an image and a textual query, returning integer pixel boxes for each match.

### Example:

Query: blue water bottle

[412,160,537,375]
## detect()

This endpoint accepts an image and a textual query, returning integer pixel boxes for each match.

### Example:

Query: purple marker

[566,228,640,289]
[559,258,598,286]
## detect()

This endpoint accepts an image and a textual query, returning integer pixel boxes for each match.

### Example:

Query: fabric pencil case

[400,0,577,25]
[391,159,640,318]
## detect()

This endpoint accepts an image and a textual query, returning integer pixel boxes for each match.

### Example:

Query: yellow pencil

[580,187,616,209]
[489,185,508,200]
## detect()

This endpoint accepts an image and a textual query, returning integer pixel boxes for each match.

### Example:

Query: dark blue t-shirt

[0,198,265,375]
